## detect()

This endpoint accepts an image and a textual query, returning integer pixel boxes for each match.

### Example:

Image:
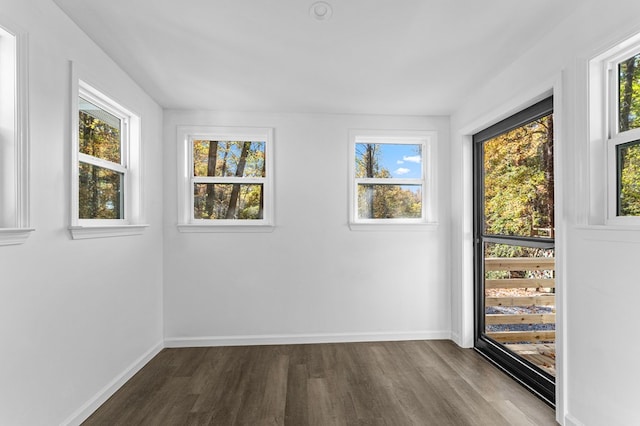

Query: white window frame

[69,70,146,239]
[0,21,33,246]
[590,33,640,226]
[348,129,437,231]
[177,126,274,232]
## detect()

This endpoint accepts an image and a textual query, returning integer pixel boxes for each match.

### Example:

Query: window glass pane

[79,97,121,164]
[483,242,556,376]
[619,52,640,132]
[79,162,123,219]
[355,143,422,179]
[357,184,422,219]
[483,114,554,238]
[194,183,263,219]
[193,141,265,177]
[617,139,640,216]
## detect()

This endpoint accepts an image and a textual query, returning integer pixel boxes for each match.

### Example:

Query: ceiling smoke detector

[309,1,333,21]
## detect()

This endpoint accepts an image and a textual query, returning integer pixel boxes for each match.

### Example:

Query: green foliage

[357,185,422,219]
[78,110,123,219]
[483,115,554,240]
[619,142,640,216]
[485,244,554,280]
[194,184,262,220]
[619,53,640,132]
[193,141,265,177]
[617,54,640,216]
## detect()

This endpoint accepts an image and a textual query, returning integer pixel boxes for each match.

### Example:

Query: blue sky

[356,143,422,179]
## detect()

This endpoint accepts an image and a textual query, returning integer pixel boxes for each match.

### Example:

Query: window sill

[349,222,439,232]
[575,224,640,243]
[0,228,35,246]
[177,224,275,233]
[69,224,149,240]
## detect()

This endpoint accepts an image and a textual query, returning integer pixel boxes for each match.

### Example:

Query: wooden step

[485,278,555,289]
[484,257,555,271]
[486,330,555,343]
[485,313,555,325]
[485,295,555,307]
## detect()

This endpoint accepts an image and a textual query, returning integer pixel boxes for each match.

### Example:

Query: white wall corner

[60,341,163,426]
[450,331,461,346]
[564,413,585,426]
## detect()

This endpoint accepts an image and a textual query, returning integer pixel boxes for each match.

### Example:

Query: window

[348,130,436,229]
[0,22,32,245]
[590,34,640,226]
[608,49,640,221]
[70,77,145,239]
[177,126,274,232]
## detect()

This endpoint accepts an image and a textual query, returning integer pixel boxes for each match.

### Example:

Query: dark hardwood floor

[83,340,557,425]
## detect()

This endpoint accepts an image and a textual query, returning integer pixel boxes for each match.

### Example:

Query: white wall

[451,1,640,424]
[163,110,451,345]
[0,1,164,425]
[9,0,640,423]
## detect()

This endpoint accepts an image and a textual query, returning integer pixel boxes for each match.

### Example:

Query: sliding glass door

[473,97,556,405]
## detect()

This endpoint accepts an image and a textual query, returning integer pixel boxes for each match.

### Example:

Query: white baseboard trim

[164,330,451,348]
[450,331,461,346]
[564,414,585,426]
[61,341,164,426]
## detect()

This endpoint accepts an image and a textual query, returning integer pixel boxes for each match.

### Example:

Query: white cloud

[394,167,410,175]
[396,160,404,164]
[403,155,421,163]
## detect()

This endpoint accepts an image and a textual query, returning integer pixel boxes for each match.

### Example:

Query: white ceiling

[53,0,583,115]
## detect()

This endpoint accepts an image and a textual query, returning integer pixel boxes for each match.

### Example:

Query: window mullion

[192,176,265,184]
[608,63,617,139]
[356,178,424,185]
[78,152,127,174]
[611,128,640,146]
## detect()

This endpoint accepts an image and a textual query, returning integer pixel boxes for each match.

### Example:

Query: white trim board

[450,331,461,347]
[61,341,163,426]
[164,331,451,348]
[564,414,585,426]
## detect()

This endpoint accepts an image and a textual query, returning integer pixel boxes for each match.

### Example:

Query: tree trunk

[544,115,554,239]
[204,141,218,218]
[257,157,266,219]
[84,118,99,218]
[217,147,229,217]
[620,57,636,132]
[225,142,251,219]
[365,144,375,218]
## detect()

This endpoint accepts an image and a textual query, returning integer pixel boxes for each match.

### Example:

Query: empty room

[1,0,639,424]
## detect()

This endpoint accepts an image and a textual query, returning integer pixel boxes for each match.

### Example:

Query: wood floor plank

[307,377,343,426]
[83,340,557,425]
[256,353,289,424]
[284,362,309,424]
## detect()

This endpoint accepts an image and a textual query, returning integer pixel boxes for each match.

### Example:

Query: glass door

[473,97,556,405]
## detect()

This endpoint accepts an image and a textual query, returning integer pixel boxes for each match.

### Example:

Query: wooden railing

[484,257,555,344]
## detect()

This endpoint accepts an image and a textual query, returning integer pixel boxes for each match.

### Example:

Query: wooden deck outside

[484,256,556,376]
[504,343,556,376]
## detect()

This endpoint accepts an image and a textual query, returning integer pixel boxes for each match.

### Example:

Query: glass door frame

[473,96,556,406]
